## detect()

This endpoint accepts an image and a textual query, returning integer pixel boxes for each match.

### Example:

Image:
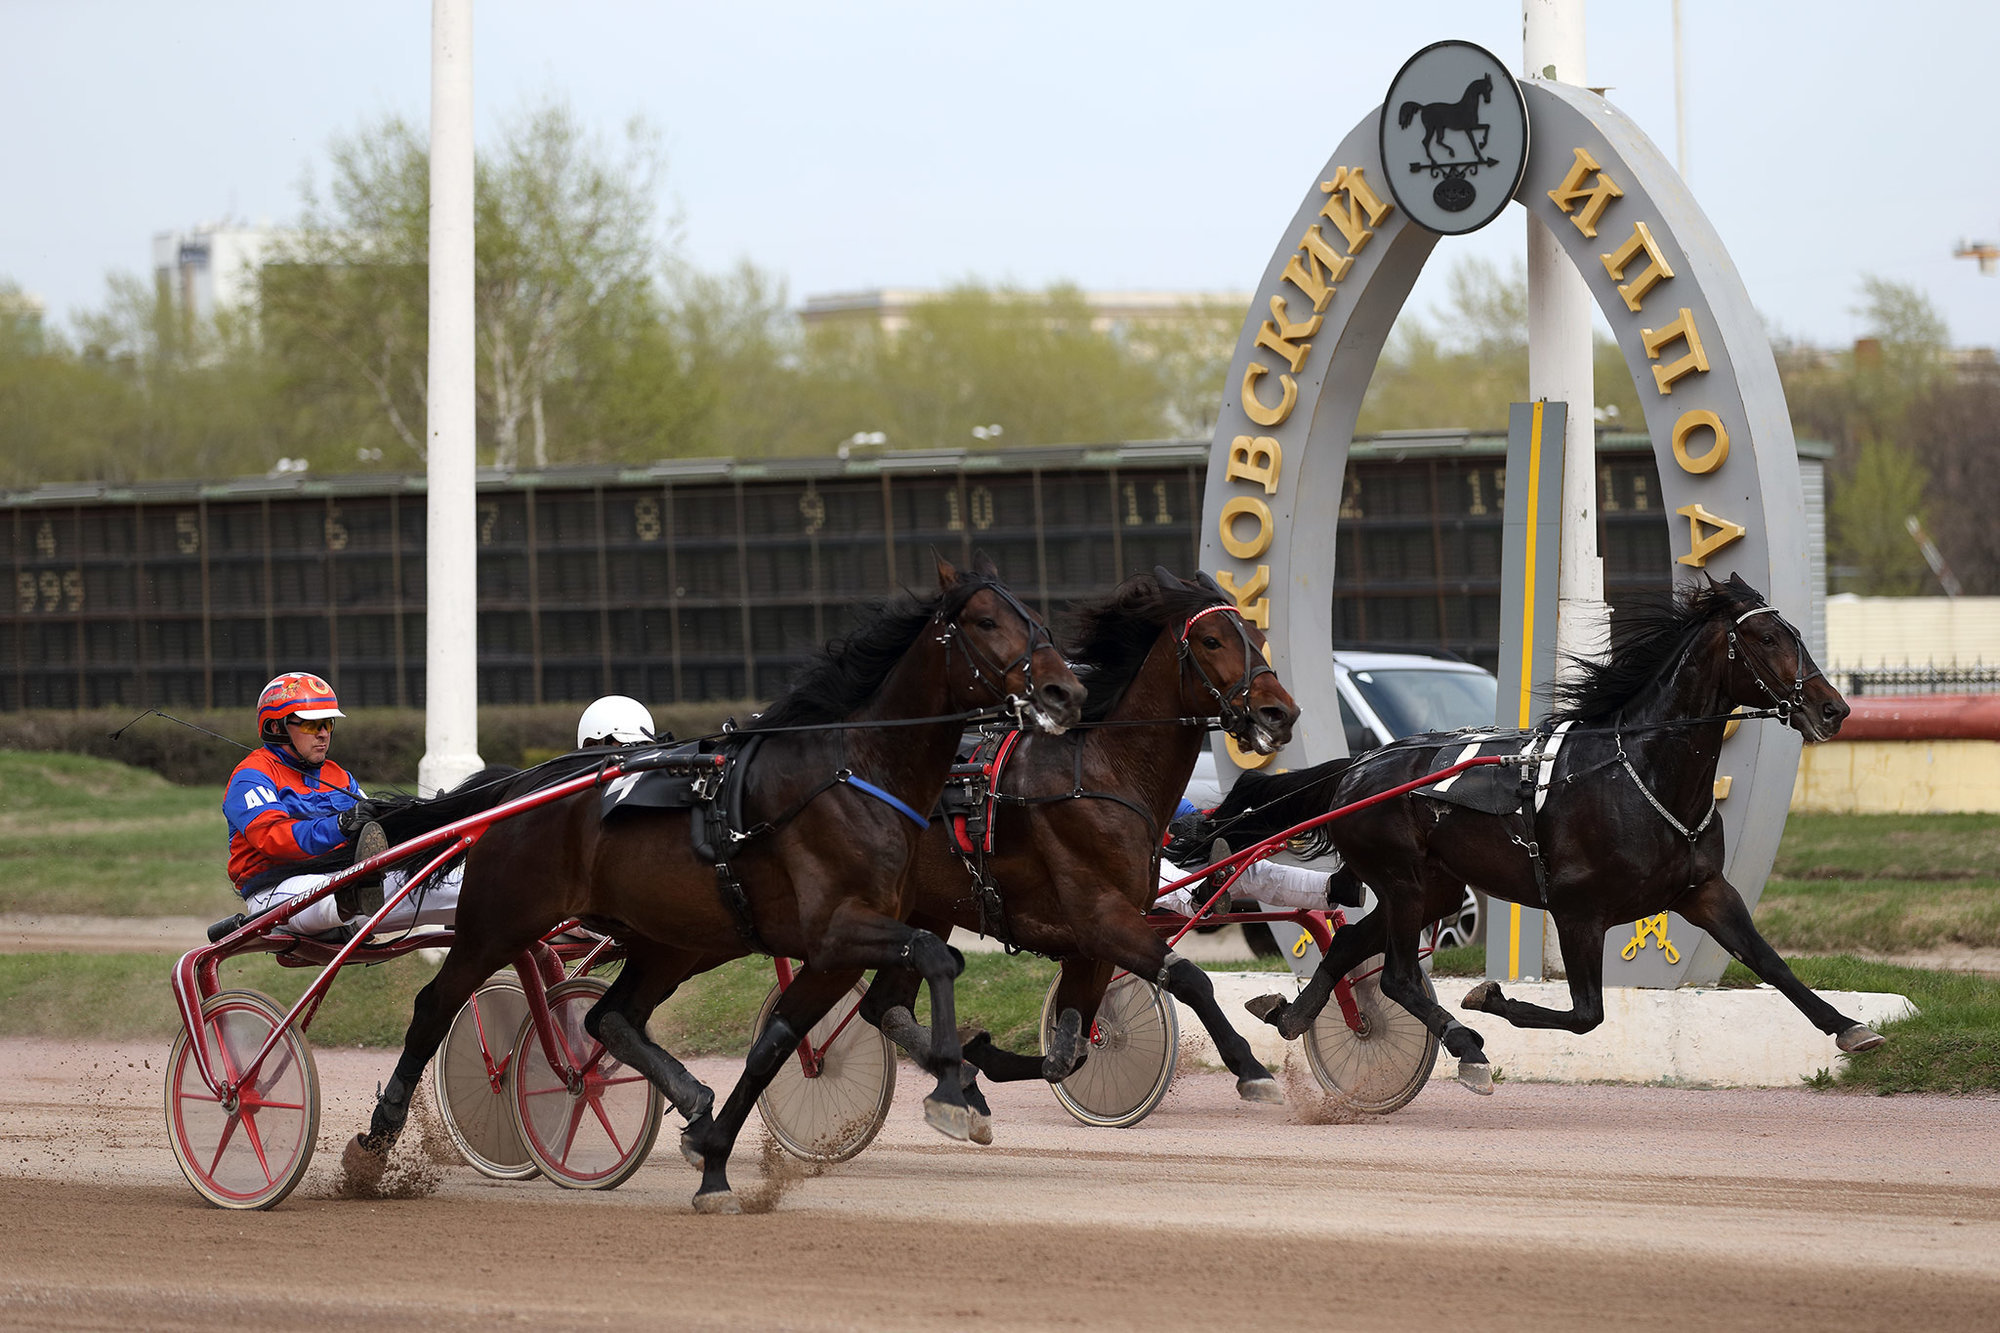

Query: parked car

[1186,649,1498,950]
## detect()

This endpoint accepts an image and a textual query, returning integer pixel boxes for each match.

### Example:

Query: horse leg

[1459,916,1609,1033]
[1373,885,1494,1094]
[1679,877,1887,1051]
[1244,908,1388,1040]
[584,943,716,1125]
[680,963,861,1214]
[860,958,995,1146]
[814,922,973,1140]
[345,930,529,1174]
[1078,913,1281,1104]
[1042,957,1114,1081]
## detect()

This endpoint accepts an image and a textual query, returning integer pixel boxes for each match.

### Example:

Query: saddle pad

[599,767,699,819]
[1410,721,1576,817]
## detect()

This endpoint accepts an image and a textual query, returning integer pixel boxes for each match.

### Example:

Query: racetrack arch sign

[1199,77,1806,987]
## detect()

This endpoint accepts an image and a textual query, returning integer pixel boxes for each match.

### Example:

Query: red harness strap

[948,729,1023,856]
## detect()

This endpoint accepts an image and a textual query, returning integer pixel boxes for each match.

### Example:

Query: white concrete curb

[1177,971,1917,1089]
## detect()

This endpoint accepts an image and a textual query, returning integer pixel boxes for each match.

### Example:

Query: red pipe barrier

[1835,695,2000,742]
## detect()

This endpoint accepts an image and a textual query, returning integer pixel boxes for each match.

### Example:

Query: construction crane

[1956,238,1999,275]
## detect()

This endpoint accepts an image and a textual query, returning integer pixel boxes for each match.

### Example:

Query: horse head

[1711,573,1849,742]
[1160,567,1298,754]
[936,552,1084,733]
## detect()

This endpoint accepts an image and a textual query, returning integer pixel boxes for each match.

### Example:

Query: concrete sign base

[1184,973,1914,1090]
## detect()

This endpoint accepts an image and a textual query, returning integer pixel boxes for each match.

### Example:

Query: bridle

[1727,605,1823,726]
[1178,602,1276,743]
[936,579,1060,725]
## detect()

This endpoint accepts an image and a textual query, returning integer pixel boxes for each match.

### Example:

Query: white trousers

[1153,857,1328,915]
[242,864,465,938]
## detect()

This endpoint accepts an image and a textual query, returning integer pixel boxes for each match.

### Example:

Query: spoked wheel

[754,981,897,1162]
[1304,955,1441,1114]
[1043,973,1179,1129]
[165,989,320,1210]
[507,976,663,1189]
[433,978,538,1180]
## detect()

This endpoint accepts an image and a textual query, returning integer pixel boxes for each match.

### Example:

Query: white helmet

[577,695,656,748]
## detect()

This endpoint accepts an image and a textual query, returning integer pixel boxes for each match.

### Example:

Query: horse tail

[1397,100,1422,130]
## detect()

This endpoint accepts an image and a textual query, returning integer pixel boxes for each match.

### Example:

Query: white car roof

[1334,650,1487,674]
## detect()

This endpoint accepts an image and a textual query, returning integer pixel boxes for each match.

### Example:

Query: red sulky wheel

[507,976,662,1189]
[753,980,897,1163]
[165,989,320,1210]
[1303,955,1441,1114]
[432,978,538,1180]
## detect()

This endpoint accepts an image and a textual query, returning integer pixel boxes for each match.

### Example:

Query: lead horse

[349,556,1084,1212]
[1239,574,1878,1089]
[859,568,1301,1120]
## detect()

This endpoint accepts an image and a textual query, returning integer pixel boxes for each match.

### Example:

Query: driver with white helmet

[576,695,655,748]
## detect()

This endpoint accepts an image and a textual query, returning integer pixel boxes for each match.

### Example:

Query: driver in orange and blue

[225,672,386,938]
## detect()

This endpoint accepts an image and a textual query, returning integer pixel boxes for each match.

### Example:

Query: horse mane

[1064,573,1228,723]
[750,578,991,730]
[1548,577,1768,723]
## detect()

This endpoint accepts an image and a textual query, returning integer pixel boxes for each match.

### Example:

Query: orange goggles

[287,718,335,735]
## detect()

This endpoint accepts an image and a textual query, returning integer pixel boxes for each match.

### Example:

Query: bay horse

[350,555,1084,1213]
[1398,73,1493,164]
[858,568,1300,1122]
[1237,574,1874,1091]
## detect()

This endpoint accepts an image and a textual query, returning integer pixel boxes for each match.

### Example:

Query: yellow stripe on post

[1507,402,1546,978]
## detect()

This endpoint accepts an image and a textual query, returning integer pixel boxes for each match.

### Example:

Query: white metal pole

[419,0,483,793]
[1524,0,1600,977]
[1673,0,1689,180]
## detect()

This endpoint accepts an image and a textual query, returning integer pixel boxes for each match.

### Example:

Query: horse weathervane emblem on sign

[1400,74,1498,213]
[1379,41,1529,237]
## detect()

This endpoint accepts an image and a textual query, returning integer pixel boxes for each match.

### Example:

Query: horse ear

[1152,565,1186,592]
[971,549,1002,581]
[933,547,960,591]
[1192,570,1227,601]
[1725,571,1752,590]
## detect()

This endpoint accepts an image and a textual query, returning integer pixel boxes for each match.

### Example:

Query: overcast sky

[4,1,1996,356]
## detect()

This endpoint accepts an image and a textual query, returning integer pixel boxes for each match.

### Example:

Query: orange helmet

[257,672,344,744]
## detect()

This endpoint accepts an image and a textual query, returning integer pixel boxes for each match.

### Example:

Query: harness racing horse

[1237,574,1872,1091]
[350,556,1084,1213]
[1398,74,1493,164]
[859,568,1300,1124]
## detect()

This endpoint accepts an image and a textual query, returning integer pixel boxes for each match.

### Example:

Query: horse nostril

[1257,705,1295,734]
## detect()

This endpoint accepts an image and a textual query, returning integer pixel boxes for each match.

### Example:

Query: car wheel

[1432,885,1485,950]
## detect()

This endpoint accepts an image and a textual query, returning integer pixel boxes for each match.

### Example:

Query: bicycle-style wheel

[433,978,538,1179]
[754,981,897,1162]
[1043,973,1179,1129]
[507,976,663,1189]
[165,989,320,1210]
[1303,955,1441,1114]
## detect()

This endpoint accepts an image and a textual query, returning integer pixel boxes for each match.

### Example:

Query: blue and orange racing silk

[223,744,365,890]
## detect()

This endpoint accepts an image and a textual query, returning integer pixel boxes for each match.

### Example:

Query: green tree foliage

[1828,439,1933,595]
[1356,257,1643,433]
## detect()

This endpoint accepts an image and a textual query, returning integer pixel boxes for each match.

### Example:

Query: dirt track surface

[4,1038,1999,1331]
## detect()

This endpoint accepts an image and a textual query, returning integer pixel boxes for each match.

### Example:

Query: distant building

[798,287,1248,338]
[1,289,45,346]
[151,223,295,323]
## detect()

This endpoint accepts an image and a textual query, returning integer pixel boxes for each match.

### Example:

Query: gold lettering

[1241,361,1297,427]
[1641,308,1711,394]
[1546,146,1624,239]
[1671,409,1730,474]
[1254,293,1322,374]
[1713,775,1733,800]
[1225,731,1278,770]
[1600,219,1675,312]
[1214,565,1270,629]
[1281,225,1354,313]
[1318,166,1392,256]
[1674,503,1746,567]
[1226,435,1284,495]
[1219,496,1275,560]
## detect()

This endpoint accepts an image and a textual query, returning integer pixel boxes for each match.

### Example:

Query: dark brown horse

[351,556,1083,1212]
[1239,574,1873,1089]
[859,568,1300,1122]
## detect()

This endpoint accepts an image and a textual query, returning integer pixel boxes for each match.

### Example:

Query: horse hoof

[1455,1060,1495,1095]
[1837,1023,1886,1053]
[969,1111,994,1146]
[340,1134,389,1189]
[678,1132,705,1171]
[1460,980,1502,1012]
[692,1190,741,1215]
[1237,1075,1284,1105]
[1244,994,1285,1026]
[923,1095,974,1142]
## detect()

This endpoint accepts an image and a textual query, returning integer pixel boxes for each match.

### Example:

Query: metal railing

[1835,665,2000,697]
